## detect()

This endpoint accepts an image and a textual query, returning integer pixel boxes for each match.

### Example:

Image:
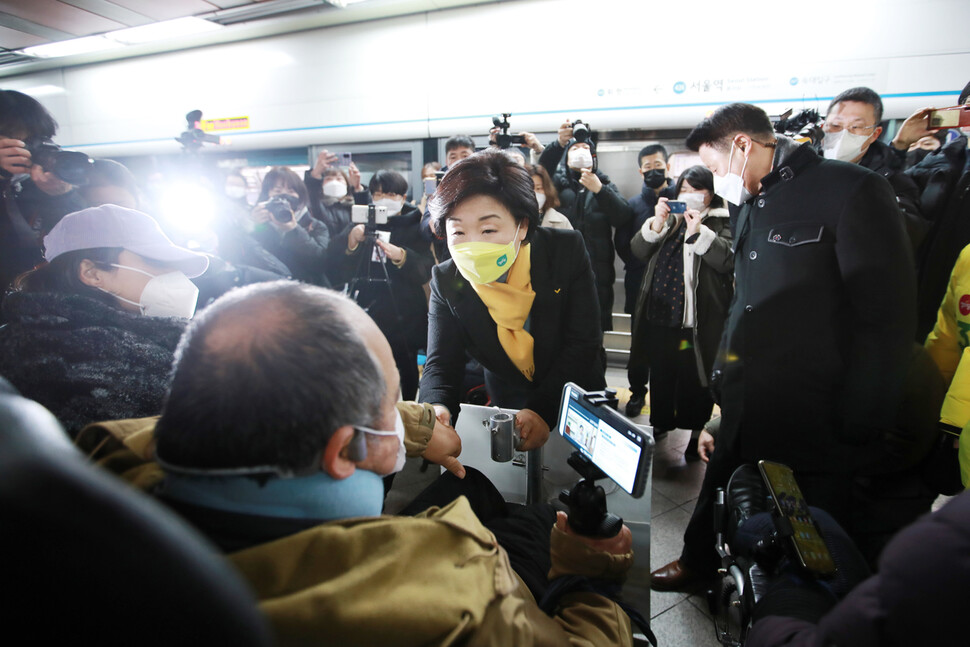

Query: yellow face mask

[451,223,522,284]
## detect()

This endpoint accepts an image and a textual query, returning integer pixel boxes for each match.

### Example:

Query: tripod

[346,221,417,398]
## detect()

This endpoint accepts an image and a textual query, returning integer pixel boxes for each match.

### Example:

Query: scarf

[468,244,536,381]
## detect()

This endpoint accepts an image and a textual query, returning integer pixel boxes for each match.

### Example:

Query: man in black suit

[650,103,917,591]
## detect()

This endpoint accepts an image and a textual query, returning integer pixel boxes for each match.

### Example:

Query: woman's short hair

[257,167,308,207]
[429,151,541,242]
[368,169,408,196]
[526,164,560,214]
[14,247,124,305]
[673,165,725,210]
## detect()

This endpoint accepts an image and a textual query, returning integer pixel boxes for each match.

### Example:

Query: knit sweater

[0,291,185,437]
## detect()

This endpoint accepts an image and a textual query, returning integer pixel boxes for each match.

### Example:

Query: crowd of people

[1,79,969,645]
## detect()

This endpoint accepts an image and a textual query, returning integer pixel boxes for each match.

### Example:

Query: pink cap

[43,205,209,278]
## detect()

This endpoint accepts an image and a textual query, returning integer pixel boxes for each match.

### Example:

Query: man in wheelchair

[147,280,640,646]
[711,463,965,646]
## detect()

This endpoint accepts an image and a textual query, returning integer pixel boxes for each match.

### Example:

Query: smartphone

[351,204,388,225]
[667,201,687,214]
[928,106,970,130]
[556,382,652,498]
[758,460,837,577]
[423,178,436,196]
[338,151,353,167]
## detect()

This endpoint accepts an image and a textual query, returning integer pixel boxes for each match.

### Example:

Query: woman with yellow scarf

[419,151,606,450]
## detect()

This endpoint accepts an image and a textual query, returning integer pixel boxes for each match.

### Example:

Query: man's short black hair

[0,90,57,140]
[428,150,540,243]
[445,135,475,154]
[685,103,775,152]
[959,79,970,106]
[828,86,884,123]
[638,144,668,166]
[368,169,408,196]
[155,281,385,473]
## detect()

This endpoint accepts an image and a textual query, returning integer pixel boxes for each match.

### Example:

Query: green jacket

[228,496,633,647]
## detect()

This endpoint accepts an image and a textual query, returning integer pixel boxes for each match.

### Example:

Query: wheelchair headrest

[0,391,273,646]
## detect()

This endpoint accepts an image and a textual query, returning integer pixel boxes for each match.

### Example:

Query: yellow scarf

[468,244,536,381]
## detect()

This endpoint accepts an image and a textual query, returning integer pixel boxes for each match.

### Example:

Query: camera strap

[2,181,40,244]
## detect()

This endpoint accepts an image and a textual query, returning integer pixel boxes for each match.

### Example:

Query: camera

[176,110,221,153]
[351,204,389,235]
[772,108,825,151]
[571,119,592,144]
[491,113,526,149]
[265,195,298,222]
[24,138,92,185]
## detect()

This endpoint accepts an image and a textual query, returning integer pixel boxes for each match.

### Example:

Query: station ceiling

[0,0,498,75]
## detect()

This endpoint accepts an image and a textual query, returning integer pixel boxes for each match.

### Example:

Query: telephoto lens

[572,120,591,143]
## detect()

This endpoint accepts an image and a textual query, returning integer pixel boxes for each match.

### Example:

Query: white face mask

[678,192,707,212]
[355,407,406,475]
[823,129,871,162]
[567,147,593,170]
[535,192,546,210]
[374,197,404,217]
[713,142,752,206]
[323,180,348,198]
[102,264,199,319]
[225,186,247,200]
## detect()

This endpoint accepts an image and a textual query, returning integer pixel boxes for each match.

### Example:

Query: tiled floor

[388,366,725,645]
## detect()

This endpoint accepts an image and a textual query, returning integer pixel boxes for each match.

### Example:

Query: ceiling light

[107,17,222,45]
[21,36,121,59]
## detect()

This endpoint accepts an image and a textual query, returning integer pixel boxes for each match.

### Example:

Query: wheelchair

[706,463,771,646]
[705,463,849,647]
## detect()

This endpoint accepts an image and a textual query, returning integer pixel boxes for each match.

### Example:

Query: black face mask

[905,148,933,169]
[642,169,667,189]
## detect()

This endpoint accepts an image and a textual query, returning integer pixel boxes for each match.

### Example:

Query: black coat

[746,487,969,647]
[716,140,916,472]
[0,291,185,437]
[303,170,371,241]
[552,164,633,331]
[614,182,678,315]
[419,227,606,427]
[857,139,927,254]
[630,207,735,385]
[329,203,432,352]
[251,210,331,287]
[907,134,970,340]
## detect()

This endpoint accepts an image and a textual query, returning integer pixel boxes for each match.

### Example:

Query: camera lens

[266,196,294,222]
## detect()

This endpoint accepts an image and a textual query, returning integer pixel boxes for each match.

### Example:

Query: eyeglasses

[822,122,878,136]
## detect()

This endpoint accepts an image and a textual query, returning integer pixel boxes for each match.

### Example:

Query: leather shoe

[625,395,645,417]
[650,559,703,592]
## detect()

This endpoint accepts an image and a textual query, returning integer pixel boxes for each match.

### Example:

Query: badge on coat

[960,294,970,316]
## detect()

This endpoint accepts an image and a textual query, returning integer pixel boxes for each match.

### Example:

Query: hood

[859,139,904,174]
[559,138,599,176]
